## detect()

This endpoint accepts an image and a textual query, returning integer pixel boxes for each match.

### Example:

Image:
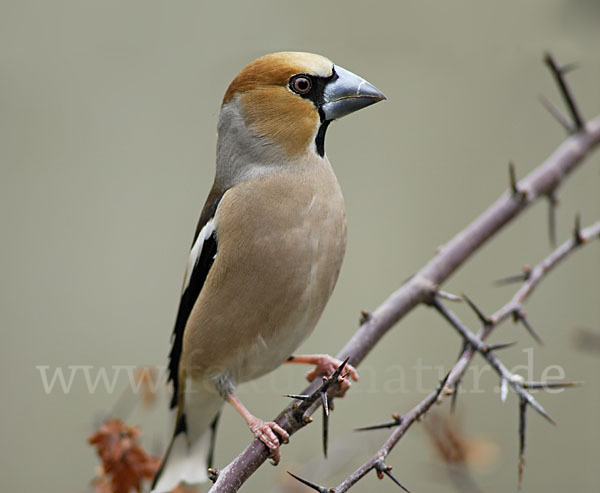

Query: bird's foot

[247,417,289,464]
[304,354,359,397]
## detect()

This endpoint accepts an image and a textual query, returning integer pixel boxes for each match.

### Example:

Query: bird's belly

[235,308,316,382]
[224,222,343,382]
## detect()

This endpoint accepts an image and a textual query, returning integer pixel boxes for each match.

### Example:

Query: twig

[207,57,600,493]
[332,374,449,492]
[487,221,600,329]
[334,222,598,491]
[432,299,556,421]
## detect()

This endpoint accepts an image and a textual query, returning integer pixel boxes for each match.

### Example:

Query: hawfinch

[152,52,385,492]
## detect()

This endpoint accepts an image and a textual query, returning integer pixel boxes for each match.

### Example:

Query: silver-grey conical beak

[321,65,386,121]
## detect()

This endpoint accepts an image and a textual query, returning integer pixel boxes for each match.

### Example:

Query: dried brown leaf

[88,419,161,493]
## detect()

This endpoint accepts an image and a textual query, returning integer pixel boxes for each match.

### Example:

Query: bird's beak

[321,65,386,121]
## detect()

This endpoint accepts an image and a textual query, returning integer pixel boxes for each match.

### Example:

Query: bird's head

[216,52,385,184]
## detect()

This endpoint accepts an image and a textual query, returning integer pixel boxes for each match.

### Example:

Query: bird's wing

[168,185,224,409]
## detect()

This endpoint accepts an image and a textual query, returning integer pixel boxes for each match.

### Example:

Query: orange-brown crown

[222,52,333,105]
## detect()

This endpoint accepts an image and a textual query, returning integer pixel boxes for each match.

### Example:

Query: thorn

[509,161,518,194]
[284,394,310,400]
[287,471,332,493]
[293,357,350,435]
[321,391,329,458]
[330,357,349,382]
[374,460,411,492]
[538,93,575,133]
[493,265,531,286]
[435,288,463,302]
[544,53,584,131]
[518,396,527,488]
[520,389,556,425]
[463,294,491,326]
[355,413,402,431]
[484,341,518,352]
[547,193,558,247]
[573,213,584,245]
[208,467,219,483]
[508,162,523,198]
[522,380,582,389]
[360,309,372,324]
[513,310,543,345]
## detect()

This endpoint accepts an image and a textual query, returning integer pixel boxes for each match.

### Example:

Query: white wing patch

[182,218,216,291]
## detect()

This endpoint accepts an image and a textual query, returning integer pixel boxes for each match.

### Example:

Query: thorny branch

[331,221,597,493]
[208,55,600,493]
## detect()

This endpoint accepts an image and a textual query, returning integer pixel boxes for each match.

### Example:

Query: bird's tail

[151,384,223,493]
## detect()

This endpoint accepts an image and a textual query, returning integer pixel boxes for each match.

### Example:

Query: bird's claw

[305,355,359,397]
[248,418,289,464]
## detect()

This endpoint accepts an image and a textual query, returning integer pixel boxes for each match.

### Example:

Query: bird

[151,51,385,492]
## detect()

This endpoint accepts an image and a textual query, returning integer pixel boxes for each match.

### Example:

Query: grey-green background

[1,1,599,492]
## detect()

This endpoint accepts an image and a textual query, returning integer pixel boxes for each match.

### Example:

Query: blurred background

[1,1,599,491]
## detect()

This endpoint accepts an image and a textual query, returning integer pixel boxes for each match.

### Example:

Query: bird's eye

[290,76,312,94]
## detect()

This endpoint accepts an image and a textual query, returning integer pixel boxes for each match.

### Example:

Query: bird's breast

[183,161,346,383]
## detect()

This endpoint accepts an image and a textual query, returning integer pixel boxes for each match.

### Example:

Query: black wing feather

[168,194,222,409]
